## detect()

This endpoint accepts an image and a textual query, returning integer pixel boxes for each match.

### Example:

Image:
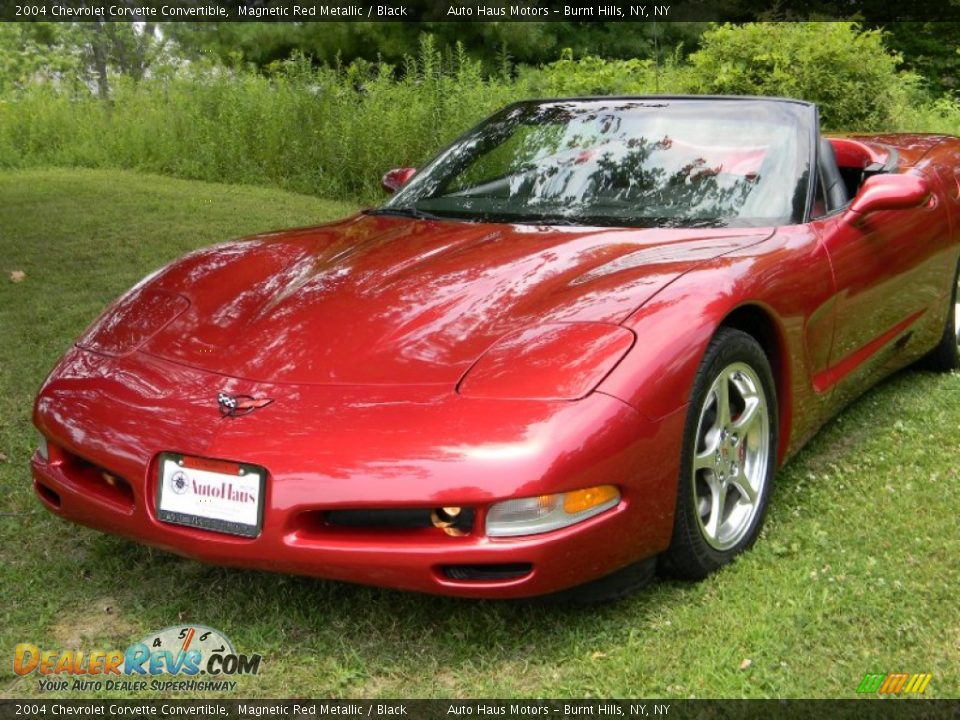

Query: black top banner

[2,0,960,22]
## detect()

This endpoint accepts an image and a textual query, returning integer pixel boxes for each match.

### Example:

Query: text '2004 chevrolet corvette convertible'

[32,97,960,600]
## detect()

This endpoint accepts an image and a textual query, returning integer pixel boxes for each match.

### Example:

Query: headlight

[458,323,634,400]
[486,485,620,537]
[36,430,48,461]
[76,288,188,356]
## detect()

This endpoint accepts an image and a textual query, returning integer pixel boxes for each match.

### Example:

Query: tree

[162,21,708,73]
[0,23,82,94]
[0,21,165,99]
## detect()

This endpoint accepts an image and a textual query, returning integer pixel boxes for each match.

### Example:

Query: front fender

[597,228,837,463]
[596,269,722,421]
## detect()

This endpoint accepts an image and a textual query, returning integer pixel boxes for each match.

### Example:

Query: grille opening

[35,481,61,509]
[61,452,135,510]
[441,563,533,582]
[322,508,475,534]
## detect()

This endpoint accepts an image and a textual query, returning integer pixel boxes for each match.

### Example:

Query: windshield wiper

[366,207,448,221]
[511,216,586,227]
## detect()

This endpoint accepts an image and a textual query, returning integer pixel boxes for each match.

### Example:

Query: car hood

[138,214,772,385]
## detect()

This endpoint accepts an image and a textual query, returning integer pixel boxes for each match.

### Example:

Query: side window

[811,171,828,219]
[817,139,850,215]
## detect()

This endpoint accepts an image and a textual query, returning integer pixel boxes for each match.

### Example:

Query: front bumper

[32,348,684,598]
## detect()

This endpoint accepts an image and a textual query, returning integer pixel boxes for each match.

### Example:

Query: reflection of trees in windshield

[512,134,756,225]
[448,122,566,193]
[383,100,810,228]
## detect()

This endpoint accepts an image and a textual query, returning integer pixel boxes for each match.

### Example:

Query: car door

[817,172,950,391]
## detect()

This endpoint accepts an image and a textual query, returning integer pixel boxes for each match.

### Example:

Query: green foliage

[519,49,687,97]
[0,37,522,203]
[891,93,960,135]
[687,22,914,130]
[0,23,84,95]
[2,24,960,204]
[0,21,169,99]
[164,21,707,72]
[881,22,960,96]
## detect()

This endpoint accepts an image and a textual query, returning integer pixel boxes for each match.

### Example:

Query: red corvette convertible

[31,97,960,600]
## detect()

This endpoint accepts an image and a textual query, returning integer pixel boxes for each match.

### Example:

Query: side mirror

[381,167,416,194]
[848,173,930,218]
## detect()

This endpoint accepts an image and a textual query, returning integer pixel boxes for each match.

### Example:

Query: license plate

[156,453,265,538]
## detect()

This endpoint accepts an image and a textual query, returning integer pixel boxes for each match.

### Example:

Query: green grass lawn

[1,168,958,700]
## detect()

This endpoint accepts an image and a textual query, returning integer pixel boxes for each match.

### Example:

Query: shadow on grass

[81,528,698,668]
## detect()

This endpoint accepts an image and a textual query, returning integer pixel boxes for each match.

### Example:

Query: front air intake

[441,563,533,581]
[322,507,476,535]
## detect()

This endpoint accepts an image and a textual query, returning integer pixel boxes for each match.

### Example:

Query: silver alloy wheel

[692,362,771,551]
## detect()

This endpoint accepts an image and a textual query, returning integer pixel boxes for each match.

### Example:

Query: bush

[519,49,686,97]
[891,93,960,135]
[686,22,915,130]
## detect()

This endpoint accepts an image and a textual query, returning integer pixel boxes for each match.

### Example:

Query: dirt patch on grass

[807,420,872,468]
[50,596,138,647]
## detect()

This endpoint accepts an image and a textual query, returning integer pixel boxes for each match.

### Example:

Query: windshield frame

[375,95,819,229]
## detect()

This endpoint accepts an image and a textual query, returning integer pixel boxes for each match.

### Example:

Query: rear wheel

[918,261,960,372]
[663,327,778,580]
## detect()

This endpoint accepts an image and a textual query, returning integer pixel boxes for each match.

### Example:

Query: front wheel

[662,327,778,580]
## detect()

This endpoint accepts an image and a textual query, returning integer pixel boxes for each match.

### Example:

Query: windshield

[380,98,814,228]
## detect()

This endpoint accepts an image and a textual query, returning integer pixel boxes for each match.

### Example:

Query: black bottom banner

[1,700,959,720]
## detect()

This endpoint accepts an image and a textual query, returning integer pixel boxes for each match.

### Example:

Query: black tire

[539,557,657,604]
[917,261,960,373]
[662,327,778,580]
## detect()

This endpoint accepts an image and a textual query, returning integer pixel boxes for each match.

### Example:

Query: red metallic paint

[848,173,931,216]
[829,137,889,169]
[381,167,417,194]
[132,221,773,386]
[77,288,189,357]
[457,323,636,400]
[31,130,960,598]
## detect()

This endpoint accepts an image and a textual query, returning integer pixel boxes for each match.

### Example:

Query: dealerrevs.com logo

[14,625,263,693]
